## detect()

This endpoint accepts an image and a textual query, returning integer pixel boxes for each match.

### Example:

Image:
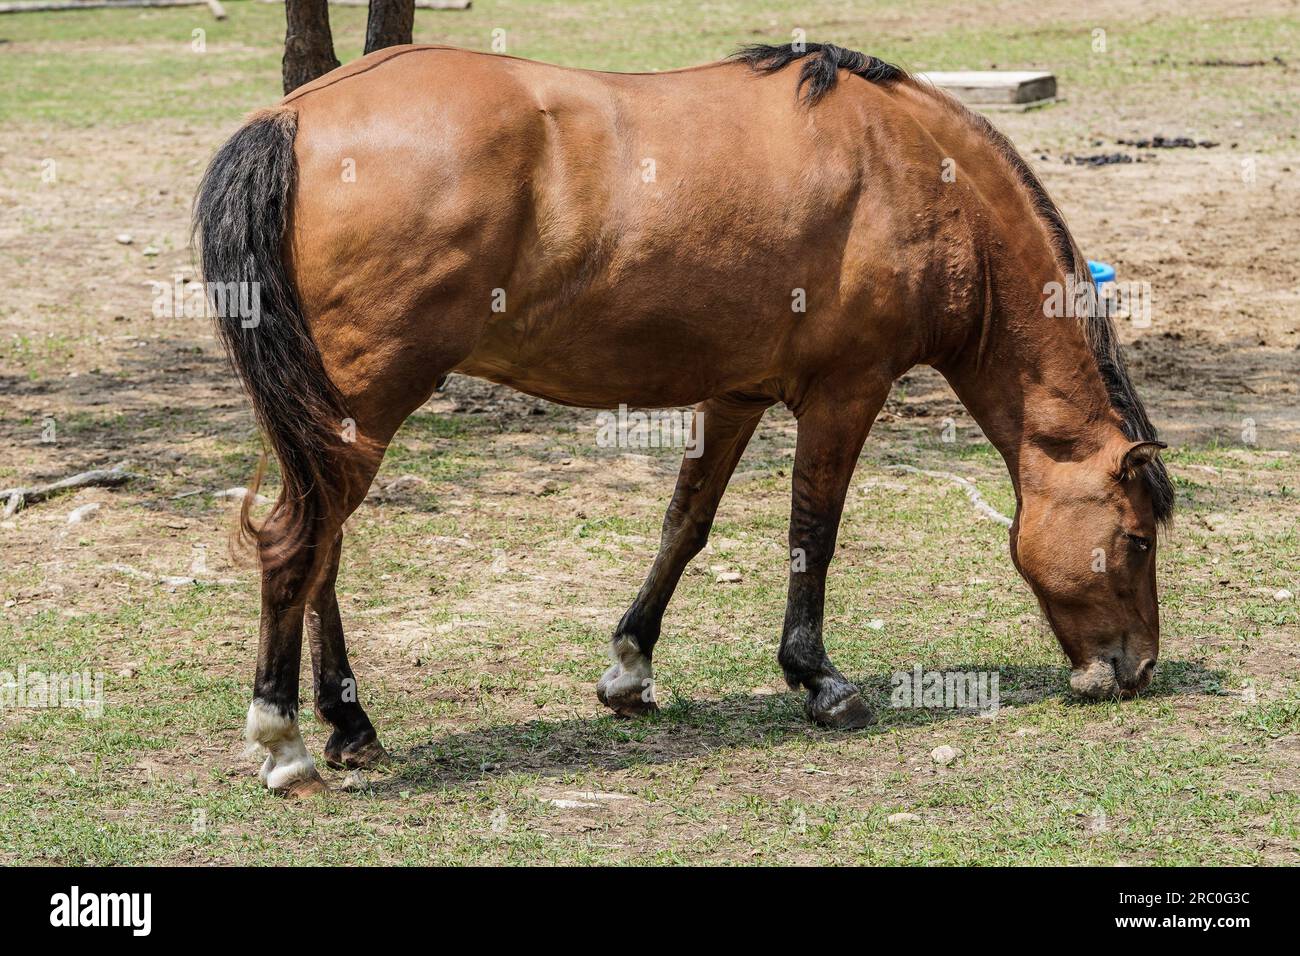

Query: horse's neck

[935,263,1118,496]
[911,95,1123,495]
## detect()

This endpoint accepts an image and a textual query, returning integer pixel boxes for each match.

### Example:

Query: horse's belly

[453,303,782,409]
[453,361,721,409]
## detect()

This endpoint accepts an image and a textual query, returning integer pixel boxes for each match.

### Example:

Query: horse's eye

[1124,533,1151,552]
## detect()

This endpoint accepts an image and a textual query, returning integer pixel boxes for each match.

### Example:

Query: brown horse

[195,43,1172,796]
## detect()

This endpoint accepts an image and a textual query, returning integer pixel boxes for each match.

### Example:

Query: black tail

[193,107,356,568]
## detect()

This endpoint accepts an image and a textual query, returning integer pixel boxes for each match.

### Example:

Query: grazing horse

[195,43,1173,796]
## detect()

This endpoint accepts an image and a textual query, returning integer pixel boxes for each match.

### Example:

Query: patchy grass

[1,379,1296,864]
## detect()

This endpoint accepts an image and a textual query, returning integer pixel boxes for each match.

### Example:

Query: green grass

[2,404,1297,863]
[0,0,1296,138]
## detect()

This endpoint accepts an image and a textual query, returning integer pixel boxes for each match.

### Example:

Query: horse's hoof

[608,694,660,718]
[324,731,391,771]
[598,681,661,718]
[595,661,621,707]
[807,688,875,730]
[596,661,658,718]
[278,771,329,800]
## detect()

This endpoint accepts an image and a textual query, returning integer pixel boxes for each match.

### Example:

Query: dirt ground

[0,1,1297,864]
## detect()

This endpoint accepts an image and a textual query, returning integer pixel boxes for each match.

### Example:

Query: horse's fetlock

[778,634,826,689]
[245,699,321,791]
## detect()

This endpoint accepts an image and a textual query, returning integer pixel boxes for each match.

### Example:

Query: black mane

[961,115,1175,526]
[734,41,1173,526]
[733,43,905,103]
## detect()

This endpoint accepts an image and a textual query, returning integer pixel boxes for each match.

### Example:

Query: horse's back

[283,46,979,407]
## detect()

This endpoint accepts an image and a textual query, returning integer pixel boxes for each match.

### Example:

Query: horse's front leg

[598,394,771,716]
[779,382,889,729]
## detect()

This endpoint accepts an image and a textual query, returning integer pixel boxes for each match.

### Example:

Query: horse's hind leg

[245,509,339,798]
[599,394,770,716]
[779,383,889,729]
[243,402,403,795]
[307,533,389,770]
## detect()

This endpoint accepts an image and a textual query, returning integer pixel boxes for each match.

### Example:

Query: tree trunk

[364,0,414,54]
[283,0,341,94]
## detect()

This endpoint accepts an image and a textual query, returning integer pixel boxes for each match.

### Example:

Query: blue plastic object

[1088,260,1116,285]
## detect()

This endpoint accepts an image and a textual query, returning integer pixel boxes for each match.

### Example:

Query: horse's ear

[1116,440,1167,480]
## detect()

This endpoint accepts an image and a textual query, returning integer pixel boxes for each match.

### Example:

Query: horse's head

[1011,436,1168,699]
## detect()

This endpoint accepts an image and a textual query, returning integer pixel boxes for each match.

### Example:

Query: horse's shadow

[369,659,1226,794]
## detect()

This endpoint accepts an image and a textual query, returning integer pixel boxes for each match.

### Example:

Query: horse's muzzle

[1070,655,1156,700]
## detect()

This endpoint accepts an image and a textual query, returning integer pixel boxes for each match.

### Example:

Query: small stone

[931,745,962,766]
[866,619,885,630]
[1084,809,1110,833]
[215,487,272,506]
[887,812,921,825]
[715,571,743,584]
[116,666,137,678]
[385,474,425,493]
[561,790,631,802]
[548,798,600,810]
[67,502,100,524]
[533,478,559,496]
[340,770,368,791]
[1274,589,1293,602]
[142,246,160,257]
[115,233,133,245]
[1204,513,1228,531]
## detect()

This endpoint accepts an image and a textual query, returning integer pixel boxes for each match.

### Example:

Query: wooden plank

[917,70,1057,105]
[0,0,217,11]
